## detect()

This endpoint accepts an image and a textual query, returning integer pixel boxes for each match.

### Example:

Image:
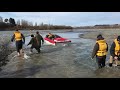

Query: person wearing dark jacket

[27,34,40,54]
[11,29,25,56]
[108,34,118,67]
[35,31,44,50]
[109,35,120,66]
[91,34,108,68]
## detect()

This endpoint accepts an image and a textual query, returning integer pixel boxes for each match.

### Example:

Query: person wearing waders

[91,34,108,69]
[27,34,40,54]
[35,31,44,53]
[11,29,25,57]
[109,35,120,67]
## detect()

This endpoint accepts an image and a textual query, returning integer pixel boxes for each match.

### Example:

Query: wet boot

[109,63,113,67]
[37,49,40,54]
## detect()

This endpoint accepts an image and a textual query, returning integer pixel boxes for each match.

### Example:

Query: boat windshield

[54,35,61,38]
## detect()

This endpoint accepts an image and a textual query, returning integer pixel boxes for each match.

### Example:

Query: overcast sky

[0,12,120,26]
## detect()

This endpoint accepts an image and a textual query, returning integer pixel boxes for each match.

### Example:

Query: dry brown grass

[81,29,120,45]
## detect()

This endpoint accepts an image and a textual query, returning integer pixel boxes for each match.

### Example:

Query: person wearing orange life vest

[91,34,108,69]
[109,36,120,67]
[11,29,25,56]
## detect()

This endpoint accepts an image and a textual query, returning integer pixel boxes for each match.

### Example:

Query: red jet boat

[44,34,71,46]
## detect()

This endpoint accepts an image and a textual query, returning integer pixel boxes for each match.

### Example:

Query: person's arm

[91,43,99,59]
[21,33,25,43]
[11,34,15,42]
[110,42,115,57]
[106,43,108,52]
[41,35,44,43]
[27,38,33,46]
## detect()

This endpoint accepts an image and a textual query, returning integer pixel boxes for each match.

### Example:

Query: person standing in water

[91,34,108,69]
[35,31,44,52]
[27,34,41,54]
[109,33,118,67]
[11,29,25,56]
[109,35,120,66]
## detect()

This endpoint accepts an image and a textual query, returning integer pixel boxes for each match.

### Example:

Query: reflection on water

[0,30,120,78]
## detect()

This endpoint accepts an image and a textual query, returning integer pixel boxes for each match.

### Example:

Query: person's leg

[18,40,23,57]
[96,56,102,69]
[38,45,41,52]
[35,47,40,53]
[109,56,113,67]
[101,55,106,68]
[16,41,20,56]
[30,46,33,53]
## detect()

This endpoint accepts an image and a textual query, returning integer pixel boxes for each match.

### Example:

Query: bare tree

[28,21,33,26]
[0,16,3,22]
[16,19,21,25]
[21,19,28,28]
[35,22,37,26]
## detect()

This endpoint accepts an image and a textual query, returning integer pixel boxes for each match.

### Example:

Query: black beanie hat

[117,36,120,41]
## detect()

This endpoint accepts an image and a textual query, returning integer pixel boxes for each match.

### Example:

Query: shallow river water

[0,30,120,78]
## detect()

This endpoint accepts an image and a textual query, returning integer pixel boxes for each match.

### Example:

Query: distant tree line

[16,19,73,30]
[74,24,120,29]
[0,16,73,30]
[2,16,120,30]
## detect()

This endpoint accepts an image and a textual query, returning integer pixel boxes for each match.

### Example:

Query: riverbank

[0,33,16,66]
[80,29,120,44]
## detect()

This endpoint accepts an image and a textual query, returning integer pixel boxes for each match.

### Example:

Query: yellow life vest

[114,38,117,42]
[114,39,120,55]
[14,31,22,41]
[96,40,107,56]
